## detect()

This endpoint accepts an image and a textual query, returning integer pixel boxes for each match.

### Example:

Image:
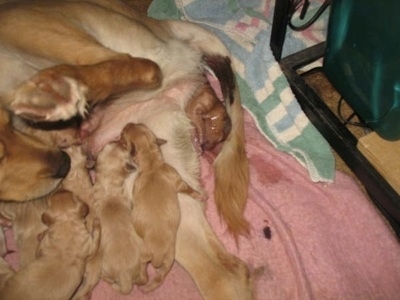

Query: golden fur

[0,1,252,299]
[0,108,70,202]
[0,190,100,300]
[80,142,146,296]
[120,123,203,291]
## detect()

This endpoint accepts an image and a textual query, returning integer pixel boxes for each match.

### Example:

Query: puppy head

[41,190,88,226]
[185,84,231,151]
[0,108,71,202]
[119,123,166,158]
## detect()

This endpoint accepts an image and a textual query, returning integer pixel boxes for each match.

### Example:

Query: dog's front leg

[175,195,253,300]
[7,55,161,122]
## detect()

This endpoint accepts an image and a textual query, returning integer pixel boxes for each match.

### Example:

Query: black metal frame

[270,1,400,236]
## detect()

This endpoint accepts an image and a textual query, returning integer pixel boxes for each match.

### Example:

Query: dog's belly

[83,79,201,155]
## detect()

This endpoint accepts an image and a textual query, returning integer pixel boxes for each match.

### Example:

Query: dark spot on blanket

[263,226,272,239]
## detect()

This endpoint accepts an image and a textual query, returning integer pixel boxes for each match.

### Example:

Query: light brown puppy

[0,190,100,300]
[120,122,203,291]
[185,82,232,152]
[84,141,146,296]
[0,199,48,267]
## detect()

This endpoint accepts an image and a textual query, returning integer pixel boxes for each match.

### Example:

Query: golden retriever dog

[120,122,204,291]
[0,190,100,300]
[0,0,252,299]
[0,108,70,202]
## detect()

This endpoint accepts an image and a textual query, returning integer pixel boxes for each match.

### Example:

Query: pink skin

[80,72,229,159]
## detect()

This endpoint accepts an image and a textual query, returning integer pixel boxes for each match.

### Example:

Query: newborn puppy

[185,82,232,152]
[0,199,48,268]
[120,122,204,292]
[0,190,100,300]
[90,141,146,295]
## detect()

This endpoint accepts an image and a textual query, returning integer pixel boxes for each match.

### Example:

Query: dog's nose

[52,150,71,178]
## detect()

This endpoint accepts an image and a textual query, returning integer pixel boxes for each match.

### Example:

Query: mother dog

[0,0,252,299]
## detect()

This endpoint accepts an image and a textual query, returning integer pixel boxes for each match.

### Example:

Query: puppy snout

[52,150,71,179]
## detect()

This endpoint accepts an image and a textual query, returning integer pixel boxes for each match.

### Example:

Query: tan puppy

[0,190,100,300]
[0,199,48,267]
[85,141,146,296]
[120,122,204,291]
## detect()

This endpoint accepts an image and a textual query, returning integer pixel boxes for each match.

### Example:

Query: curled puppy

[0,190,100,300]
[185,82,232,152]
[90,141,146,295]
[0,199,48,268]
[120,122,204,292]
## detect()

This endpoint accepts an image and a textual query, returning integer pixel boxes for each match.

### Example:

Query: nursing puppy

[0,190,100,300]
[120,123,204,291]
[87,141,146,295]
[0,199,48,267]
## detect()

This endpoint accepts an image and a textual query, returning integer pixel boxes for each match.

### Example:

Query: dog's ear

[0,141,5,161]
[41,212,54,226]
[156,138,167,146]
[129,143,136,156]
[78,201,89,219]
[125,161,137,172]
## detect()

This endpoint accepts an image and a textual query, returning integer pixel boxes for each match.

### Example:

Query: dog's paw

[10,70,88,122]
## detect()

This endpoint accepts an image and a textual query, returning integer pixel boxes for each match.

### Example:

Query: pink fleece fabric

[5,112,400,299]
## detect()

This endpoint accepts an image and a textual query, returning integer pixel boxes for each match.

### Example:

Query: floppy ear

[156,138,167,146]
[41,212,54,226]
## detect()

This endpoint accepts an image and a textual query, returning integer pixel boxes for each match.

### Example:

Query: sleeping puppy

[185,82,232,152]
[0,190,100,300]
[85,141,146,295]
[0,199,48,269]
[119,123,204,291]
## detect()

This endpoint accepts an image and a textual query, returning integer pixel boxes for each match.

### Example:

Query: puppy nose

[52,150,71,179]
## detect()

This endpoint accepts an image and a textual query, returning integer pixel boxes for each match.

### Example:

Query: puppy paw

[10,70,88,122]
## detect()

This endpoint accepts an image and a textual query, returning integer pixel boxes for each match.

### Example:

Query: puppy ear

[125,162,137,172]
[78,202,89,219]
[41,212,54,226]
[156,138,167,146]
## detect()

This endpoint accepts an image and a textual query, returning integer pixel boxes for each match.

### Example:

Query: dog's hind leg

[175,195,253,300]
[1,4,161,121]
[7,55,161,122]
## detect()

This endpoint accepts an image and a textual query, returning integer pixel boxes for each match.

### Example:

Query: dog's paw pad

[10,71,88,122]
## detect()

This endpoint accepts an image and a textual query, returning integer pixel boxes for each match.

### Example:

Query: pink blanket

[5,112,400,299]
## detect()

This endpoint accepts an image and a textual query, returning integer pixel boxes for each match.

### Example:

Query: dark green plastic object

[324,0,400,140]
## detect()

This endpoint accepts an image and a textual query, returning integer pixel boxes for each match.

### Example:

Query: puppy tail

[214,87,250,240]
